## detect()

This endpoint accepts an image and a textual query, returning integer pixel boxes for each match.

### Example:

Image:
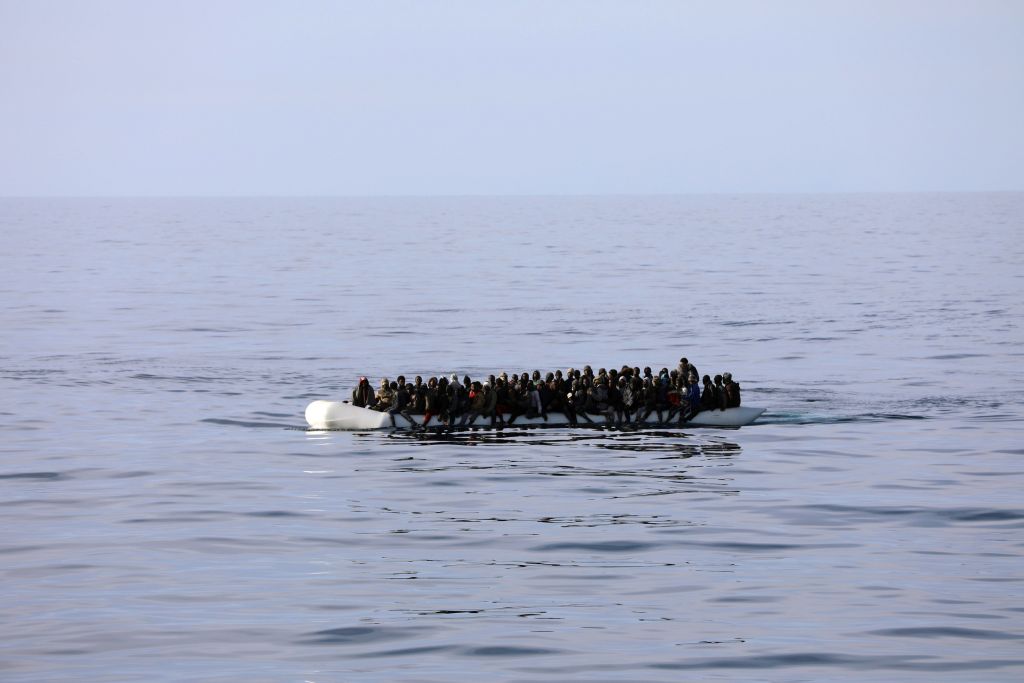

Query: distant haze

[1,0,1022,196]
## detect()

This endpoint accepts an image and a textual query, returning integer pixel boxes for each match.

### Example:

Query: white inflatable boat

[305,400,765,431]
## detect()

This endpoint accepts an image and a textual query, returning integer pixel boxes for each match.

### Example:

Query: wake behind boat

[305,399,764,430]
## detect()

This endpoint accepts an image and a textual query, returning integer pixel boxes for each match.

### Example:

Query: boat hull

[305,400,765,430]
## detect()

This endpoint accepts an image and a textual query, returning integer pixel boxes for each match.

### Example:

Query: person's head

[546,372,554,382]
[397,375,405,385]
[714,374,723,385]
[532,370,541,380]
[643,366,652,377]
[703,374,711,385]
[380,377,389,388]
[680,357,688,366]
[723,372,732,382]
[415,375,422,385]
[390,381,398,390]
[359,376,368,386]
[428,376,437,387]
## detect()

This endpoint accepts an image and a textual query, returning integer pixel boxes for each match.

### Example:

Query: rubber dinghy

[305,400,765,431]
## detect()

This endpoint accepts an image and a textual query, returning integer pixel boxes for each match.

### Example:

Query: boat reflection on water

[369,426,742,458]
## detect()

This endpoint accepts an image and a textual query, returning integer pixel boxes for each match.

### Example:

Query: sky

[1,0,1022,196]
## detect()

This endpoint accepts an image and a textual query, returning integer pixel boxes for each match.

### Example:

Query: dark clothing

[352,383,374,408]
[700,384,718,411]
[724,381,741,408]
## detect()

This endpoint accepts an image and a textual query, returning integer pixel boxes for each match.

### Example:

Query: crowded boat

[343,357,744,430]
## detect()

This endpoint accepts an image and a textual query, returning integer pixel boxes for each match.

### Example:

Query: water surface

[2,194,1023,681]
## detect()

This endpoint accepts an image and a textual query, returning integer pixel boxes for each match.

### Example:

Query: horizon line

[2,189,1023,200]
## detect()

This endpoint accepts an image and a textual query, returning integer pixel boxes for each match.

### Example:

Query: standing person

[723,372,742,407]
[677,357,699,383]
[351,377,374,408]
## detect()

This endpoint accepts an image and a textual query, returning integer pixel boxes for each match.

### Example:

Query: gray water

[2,194,1023,682]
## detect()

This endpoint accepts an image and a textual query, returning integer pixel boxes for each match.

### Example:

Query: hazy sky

[1,0,1022,195]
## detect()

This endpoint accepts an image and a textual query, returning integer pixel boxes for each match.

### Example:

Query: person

[700,375,717,412]
[713,374,727,411]
[447,374,465,425]
[685,374,702,421]
[504,379,528,425]
[351,377,374,408]
[482,381,502,427]
[525,381,545,419]
[388,381,414,428]
[636,376,660,424]
[459,381,486,427]
[677,357,698,383]
[570,379,594,423]
[373,378,395,412]
[411,377,426,414]
[609,376,626,425]
[623,376,642,422]
[421,377,443,429]
[723,372,741,407]
[665,377,682,422]
[549,374,577,425]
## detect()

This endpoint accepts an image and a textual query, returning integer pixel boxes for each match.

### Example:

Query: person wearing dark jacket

[351,377,374,408]
[699,375,717,412]
[421,377,446,429]
[723,372,741,408]
[388,381,414,428]
[713,374,727,411]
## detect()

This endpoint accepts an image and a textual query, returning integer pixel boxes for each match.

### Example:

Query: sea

[2,194,1022,682]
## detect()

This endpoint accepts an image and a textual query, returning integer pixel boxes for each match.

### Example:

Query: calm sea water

[2,194,1023,682]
